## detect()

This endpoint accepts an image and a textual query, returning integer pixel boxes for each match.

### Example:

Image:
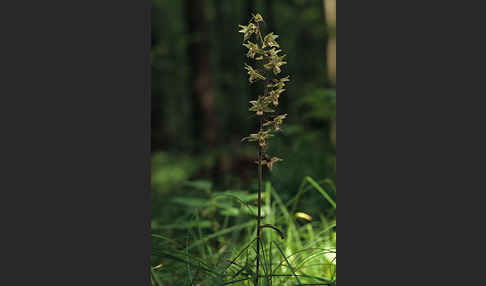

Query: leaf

[171,197,209,208]
[158,220,212,229]
[183,180,212,191]
[219,208,240,216]
[306,177,336,209]
[274,242,302,285]
[216,191,258,202]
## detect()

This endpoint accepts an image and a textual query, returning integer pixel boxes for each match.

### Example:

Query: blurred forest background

[152,0,335,216]
[151,0,336,284]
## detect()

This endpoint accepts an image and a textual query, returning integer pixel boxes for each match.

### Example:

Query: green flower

[264,114,287,131]
[255,156,283,171]
[243,41,263,59]
[263,33,280,48]
[245,64,266,83]
[269,88,285,106]
[242,130,274,147]
[250,96,274,115]
[252,13,264,23]
[238,23,257,41]
[268,76,290,89]
[272,114,287,130]
[265,157,283,171]
[266,48,281,57]
[264,50,287,75]
[256,130,273,147]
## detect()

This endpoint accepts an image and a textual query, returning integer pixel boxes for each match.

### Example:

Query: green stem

[255,21,268,286]
[255,127,262,286]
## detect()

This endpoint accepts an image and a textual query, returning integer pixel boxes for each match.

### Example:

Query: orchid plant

[239,12,290,286]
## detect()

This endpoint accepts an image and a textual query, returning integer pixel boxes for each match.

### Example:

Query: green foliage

[151,178,336,286]
[151,152,199,193]
[299,88,336,121]
[267,127,336,206]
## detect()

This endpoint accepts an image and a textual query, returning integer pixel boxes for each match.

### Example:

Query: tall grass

[151,177,336,286]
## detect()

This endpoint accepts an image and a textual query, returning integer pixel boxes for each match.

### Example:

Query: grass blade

[273,242,302,285]
[186,221,256,251]
[305,177,336,209]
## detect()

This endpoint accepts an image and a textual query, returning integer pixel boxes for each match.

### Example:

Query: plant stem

[255,117,263,286]
[255,21,267,286]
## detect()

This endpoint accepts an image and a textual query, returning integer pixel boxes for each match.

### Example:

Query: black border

[1,1,152,284]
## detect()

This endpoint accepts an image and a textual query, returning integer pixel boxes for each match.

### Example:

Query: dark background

[1,1,151,285]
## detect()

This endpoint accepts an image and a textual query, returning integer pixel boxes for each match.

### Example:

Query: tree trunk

[323,0,336,87]
[185,0,218,148]
[323,0,336,145]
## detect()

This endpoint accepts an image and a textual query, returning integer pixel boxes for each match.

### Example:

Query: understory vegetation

[151,177,336,285]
